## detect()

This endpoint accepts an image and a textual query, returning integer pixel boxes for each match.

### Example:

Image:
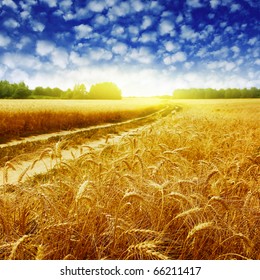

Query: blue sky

[0,0,259,96]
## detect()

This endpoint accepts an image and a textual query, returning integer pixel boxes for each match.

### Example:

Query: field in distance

[0,99,259,260]
[0,98,164,144]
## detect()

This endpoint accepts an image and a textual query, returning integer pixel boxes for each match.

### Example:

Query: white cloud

[9,69,29,83]
[112,42,128,55]
[141,16,153,30]
[126,47,154,64]
[0,33,11,48]
[131,0,145,12]
[108,2,131,19]
[180,25,199,42]
[176,14,184,23]
[105,0,117,7]
[2,0,17,10]
[211,46,229,58]
[74,24,93,40]
[94,14,109,26]
[59,0,72,11]
[16,36,31,50]
[69,51,90,67]
[196,47,208,58]
[139,32,157,43]
[164,41,178,52]
[248,37,257,45]
[89,48,113,61]
[230,3,241,12]
[51,48,69,69]
[0,64,7,79]
[40,0,57,7]
[199,25,214,40]
[186,0,203,8]
[19,0,37,12]
[163,56,172,65]
[128,26,139,36]
[184,61,194,70]
[111,25,125,37]
[20,11,30,20]
[2,52,41,70]
[147,1,164,16]
[88,1,106,12]
[224,26,235,34]
[210,0,220,9]
[161,11,174,18]
[207,61,237,71]
[159,19,175,36]
[231,46,240,54]
[236,58,244,66]
[63,12,74,21]
[220,22,227,28]
[163,51,187,65]
[3,18,20,29]
[211,35,221,45]
[36,40,55,56]
[31,21,45,32]
[171,52,187,63]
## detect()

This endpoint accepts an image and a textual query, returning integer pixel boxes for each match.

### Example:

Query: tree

[0,80,13,98]
[12,82,31,99]
[88,82,122,99]
[72,84,87,99]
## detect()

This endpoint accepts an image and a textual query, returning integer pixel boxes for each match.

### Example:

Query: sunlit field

[0,98,163,143]
[0,99,259,260]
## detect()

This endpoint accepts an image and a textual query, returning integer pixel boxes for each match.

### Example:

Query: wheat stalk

[186,222,215,240]
[207,196,228,210]
[18,165,31,183]
[121,192,144,203]
[174,207,202,220]
[9,235,31,260]
[3,161,16,185]
[35,244,45,260]
[127,241,168,260]
[75,180,90,203]
[168,191,192,206]
[55,141,63,159]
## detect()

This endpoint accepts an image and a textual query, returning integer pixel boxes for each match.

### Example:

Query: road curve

[0,105,177,186]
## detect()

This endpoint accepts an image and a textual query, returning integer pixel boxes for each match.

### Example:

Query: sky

[0,0,259,97]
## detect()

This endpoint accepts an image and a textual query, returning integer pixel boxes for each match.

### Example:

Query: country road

[0,105,175,186]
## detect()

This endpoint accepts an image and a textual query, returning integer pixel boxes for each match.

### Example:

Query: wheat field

[0,99,259,260]
[0,98,163,143]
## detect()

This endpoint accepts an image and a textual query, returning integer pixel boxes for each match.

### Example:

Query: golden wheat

[0,99,259,260]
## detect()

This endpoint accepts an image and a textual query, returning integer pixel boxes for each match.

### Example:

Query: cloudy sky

[0,0,259,96]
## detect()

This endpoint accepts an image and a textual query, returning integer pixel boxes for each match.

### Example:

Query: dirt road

[0,105,175,186]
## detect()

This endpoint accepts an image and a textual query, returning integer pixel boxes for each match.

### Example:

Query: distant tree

[88,82,122,99]
[61,89,73,99]
[12,82,31,99]
[33,86,45,96]
[173,88,260,99]
[52,87,63,98]
[0,80,13,98]
[72,84,87,99]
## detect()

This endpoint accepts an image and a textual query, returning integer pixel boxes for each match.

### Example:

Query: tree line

[0,80,122,99]
[173,88,260,99]
[1,80,260,99]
